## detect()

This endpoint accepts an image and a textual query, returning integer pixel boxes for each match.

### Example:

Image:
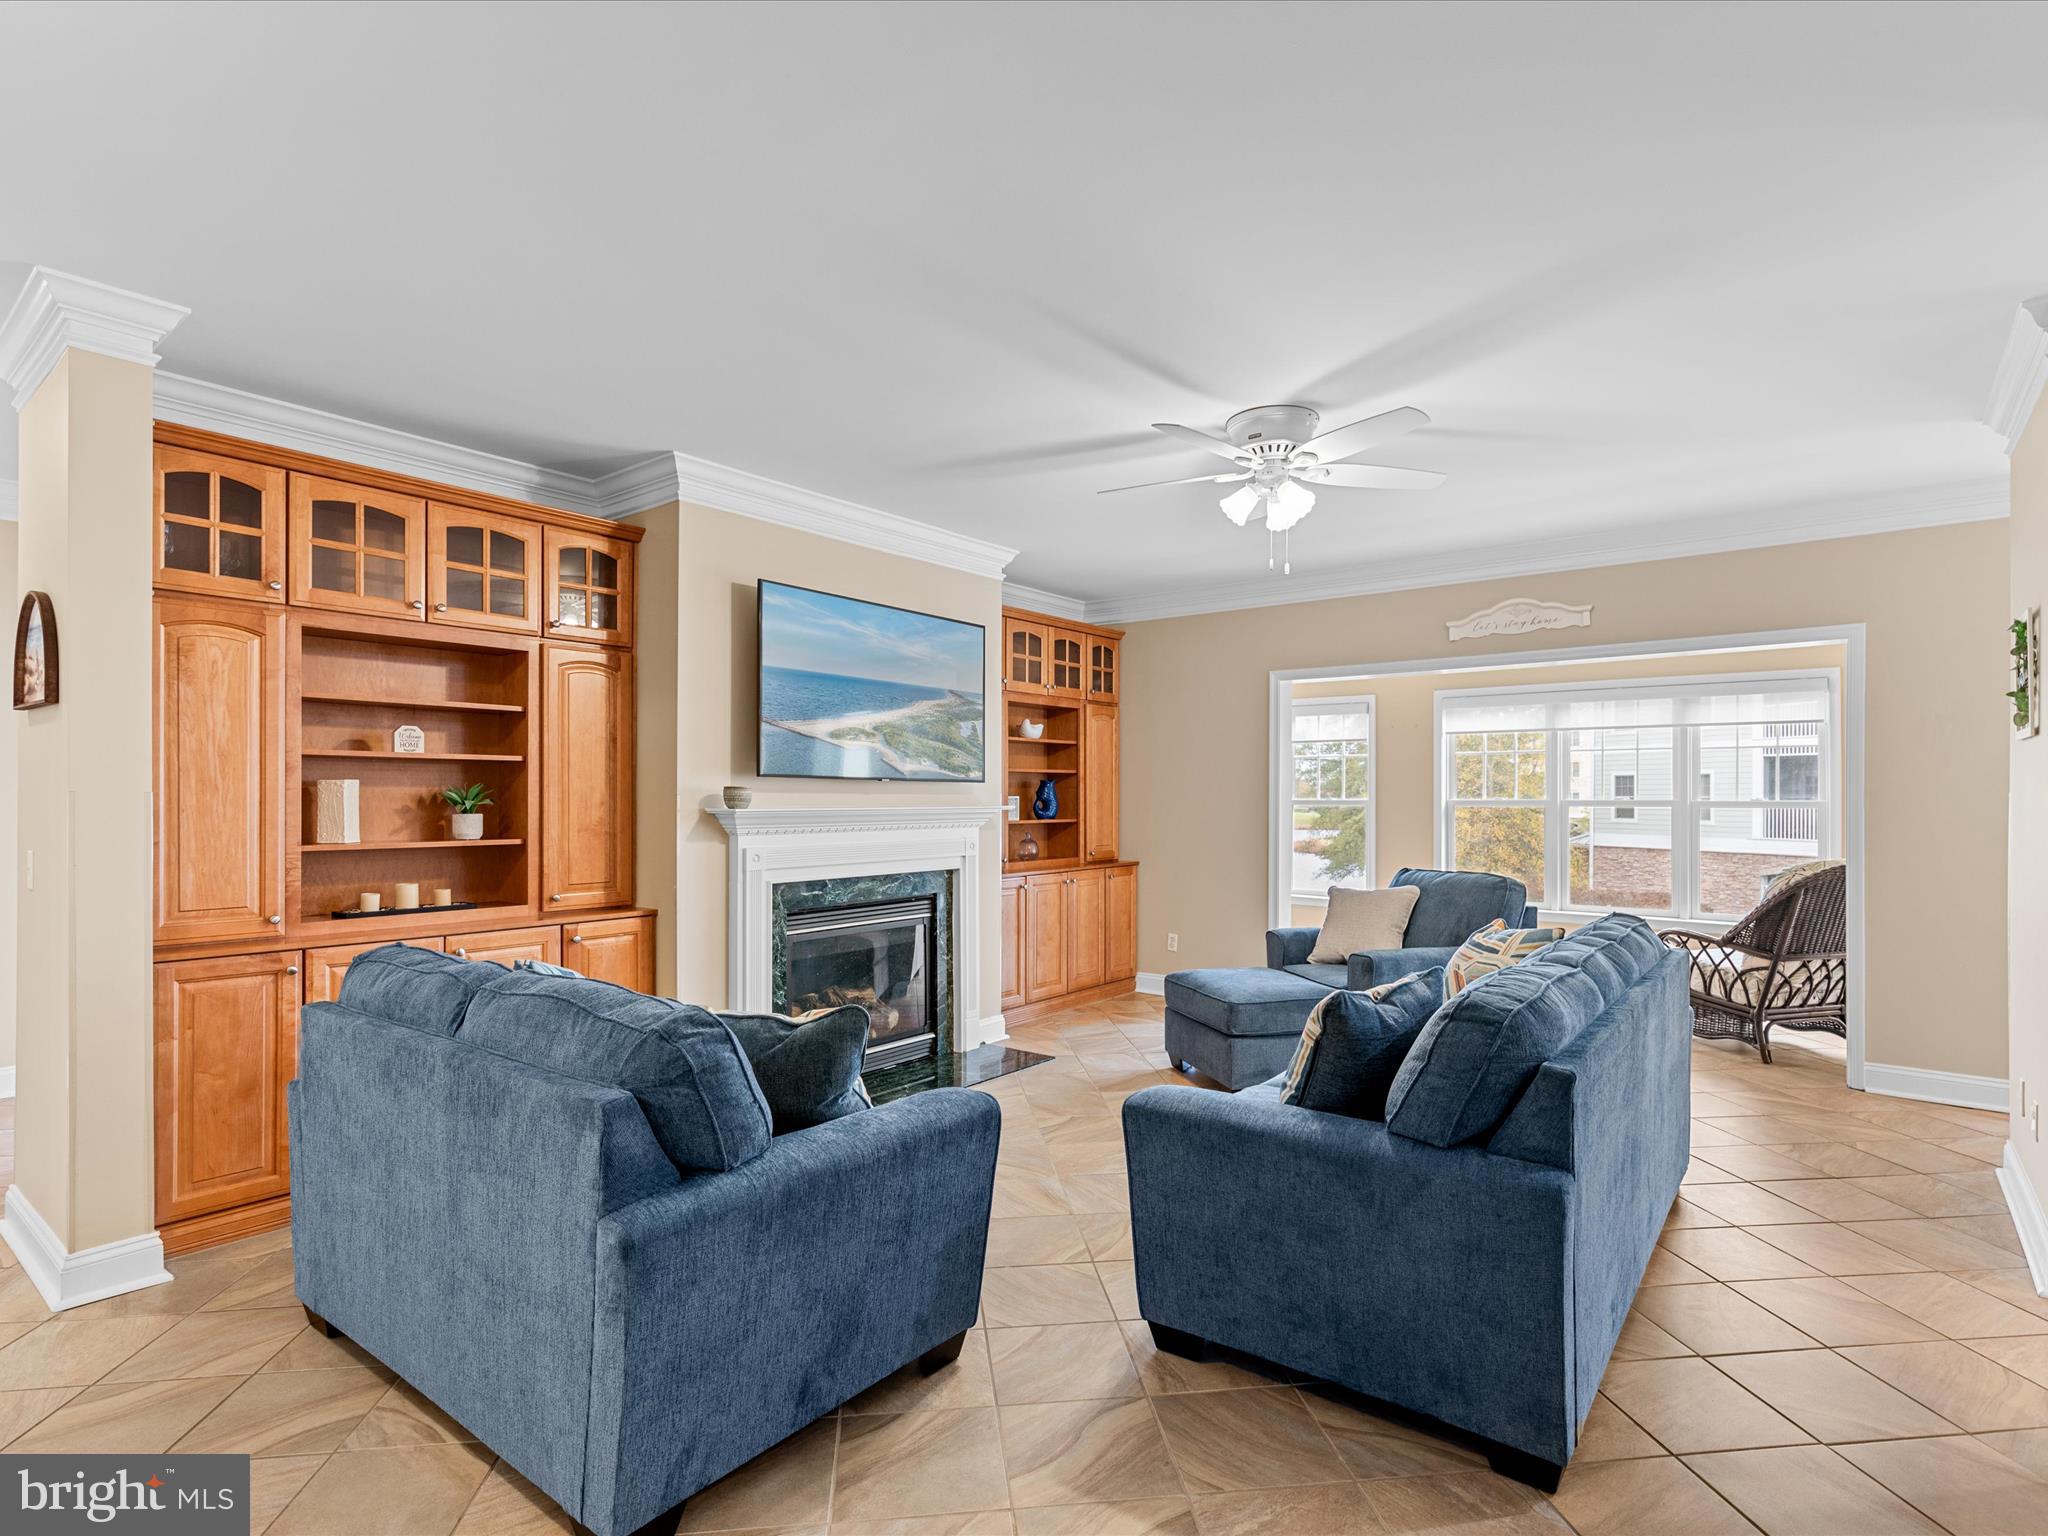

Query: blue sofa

[290,953,999,1536]
[1127,915,1689,1489]
[1267,866,1539,989]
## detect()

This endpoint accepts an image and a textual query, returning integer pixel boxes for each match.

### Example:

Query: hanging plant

[2010,611,2040,739]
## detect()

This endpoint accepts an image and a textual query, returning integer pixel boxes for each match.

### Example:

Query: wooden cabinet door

[449,925,562,968]
[1068,868,1107,990]
[1083,703,1119,862]
[303,937,445,1004]
[154,952,301,1224]
[1048,628,1087,699]
[1086,635,1120,703]
[1000,879,1025,1011]
[155,597,285,945]
[154,445,286,602]
[1106,866,1138,982]
[428,504,540,634]
[1005,617,1049,692]
[565,916,654,992]
[289,473,427,619]
[1023,873,1068,1002]
[543,645,635,911]
[544,528,634,648]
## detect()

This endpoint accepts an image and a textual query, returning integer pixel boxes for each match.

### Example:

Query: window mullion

[1546,727,1566,911]
[1674,725,1698,923]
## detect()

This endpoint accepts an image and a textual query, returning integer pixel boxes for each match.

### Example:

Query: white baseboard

[0,1186,172,1312]
[1861,1063,2009,1113]
[973,1011,1008,1048]
[1998,1143,2048,1297]
[1135,972,1166,996]
[0,1065,13,1099]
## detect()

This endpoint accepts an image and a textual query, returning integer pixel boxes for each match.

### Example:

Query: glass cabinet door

[288,474,427,619]
[154,446,286,601]
[1087,636,1119,702]
[1006,619,1048,690]
[1049,629,1086,697]
[428,504,540,634]
[543,527,634,648]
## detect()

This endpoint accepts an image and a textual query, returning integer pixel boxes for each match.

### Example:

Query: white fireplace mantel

[706,801,1006,1049]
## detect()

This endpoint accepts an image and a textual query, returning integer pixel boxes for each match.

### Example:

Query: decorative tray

[331,901,479,920]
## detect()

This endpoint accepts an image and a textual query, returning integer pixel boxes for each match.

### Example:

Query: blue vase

[1033,778,1059,819]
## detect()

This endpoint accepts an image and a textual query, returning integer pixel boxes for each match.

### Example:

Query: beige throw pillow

[1308,885,1421,964]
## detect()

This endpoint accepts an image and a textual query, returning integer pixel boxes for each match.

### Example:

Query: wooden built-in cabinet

[152,423,649,1254]
[1006,864,1138,1021]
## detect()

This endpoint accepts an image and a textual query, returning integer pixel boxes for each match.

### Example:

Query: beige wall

[1286,644,1847,927]
[655,502,1004,1021]
[10,350,157,1251]
[2010,398,2048,1211]
[0,519,15,1076]
[627,503,682,996]
[1122,520,2010,1080]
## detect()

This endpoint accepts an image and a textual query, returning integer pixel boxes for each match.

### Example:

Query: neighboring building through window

[1290,698,1374,903]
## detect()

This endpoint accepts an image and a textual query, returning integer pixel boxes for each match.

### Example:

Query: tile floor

[1,1003,2046,1533]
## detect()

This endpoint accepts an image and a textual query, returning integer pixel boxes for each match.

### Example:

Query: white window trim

[1432,666,1840,929]
[1272,692,1376,911]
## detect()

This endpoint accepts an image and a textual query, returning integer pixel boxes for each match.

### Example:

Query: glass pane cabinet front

[552,541,625,636]
[154,449,283,600]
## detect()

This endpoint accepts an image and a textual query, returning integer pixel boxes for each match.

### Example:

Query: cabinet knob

[550,893,564,902]
[569,935,582,944]
[410,599,425,610]
[268,915,282,925]
[267,580,283,591]
[435,602,448,613]
[284,964,299,976]
[456,948,468,959]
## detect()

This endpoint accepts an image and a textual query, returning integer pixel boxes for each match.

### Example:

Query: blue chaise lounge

[1267,865,1539,989]
[1126,914,1689,1490]
[290,948,1000,1536]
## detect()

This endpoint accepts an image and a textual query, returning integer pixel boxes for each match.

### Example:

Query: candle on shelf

[359,892,381,912]
[395,882,421,910]
[432,887,453,907]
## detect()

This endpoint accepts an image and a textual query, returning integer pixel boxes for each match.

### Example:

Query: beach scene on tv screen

[759,583,985,780]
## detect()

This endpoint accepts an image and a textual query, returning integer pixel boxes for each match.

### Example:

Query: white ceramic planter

[451,812,484,841]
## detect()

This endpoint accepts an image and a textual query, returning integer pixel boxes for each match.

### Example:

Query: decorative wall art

[12,591,58,710]
[392,724,426,754]
[1446,598,1593,642]
[2010,609,2040,740]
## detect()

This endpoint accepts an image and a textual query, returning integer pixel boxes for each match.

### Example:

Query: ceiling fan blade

[1294,406,1430,466]
[1311,463,1447,490]
[1098,471,1251,494]
[1152,422,1252,462]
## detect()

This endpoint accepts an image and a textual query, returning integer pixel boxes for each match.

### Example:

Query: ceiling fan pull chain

[1284,526,1292,577]
[1267,526,1275,571]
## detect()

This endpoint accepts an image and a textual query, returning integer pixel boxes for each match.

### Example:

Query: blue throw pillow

[514,957,582,978]
[1279,969,1444,1120]
[461,970,773,1173]
[336,944,505,1036]
[720,1006,874,1130]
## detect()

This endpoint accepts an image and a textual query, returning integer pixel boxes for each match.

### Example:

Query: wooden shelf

[302,691,525,714]
[1018,817,1077,826]
[1007,735,1078,745]
[1012,767,1077,776]
[304,750,525,763]
[300,838,524,852]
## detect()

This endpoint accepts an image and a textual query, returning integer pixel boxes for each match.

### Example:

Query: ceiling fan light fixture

[1218,484,1260,525]
[1265,478,1315,531]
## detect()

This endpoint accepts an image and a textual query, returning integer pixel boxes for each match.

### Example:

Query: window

[1289,698,1373,902]
[1440,675,1833,924]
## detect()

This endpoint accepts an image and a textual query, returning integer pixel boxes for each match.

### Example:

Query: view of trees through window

[1292,704,1371,897]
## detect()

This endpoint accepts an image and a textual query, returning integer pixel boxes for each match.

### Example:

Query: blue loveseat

[289,950,999,1536]
[1267,866,1539,989]
[1127,914,1689,1489]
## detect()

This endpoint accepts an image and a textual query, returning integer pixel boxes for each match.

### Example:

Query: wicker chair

[1657,861,1847,1064]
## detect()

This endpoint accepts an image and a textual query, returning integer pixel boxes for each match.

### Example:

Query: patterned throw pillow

[1444,920,1563,997]
[1279,969,1444,1120]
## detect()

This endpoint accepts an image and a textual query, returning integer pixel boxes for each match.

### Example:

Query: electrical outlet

[1166,932,1179,953]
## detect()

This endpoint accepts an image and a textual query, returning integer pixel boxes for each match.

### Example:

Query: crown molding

[0,479,16,522]
[1078,476,2009,625]
[1987,297,2048,454]
[1001,582,1087,620]
[0,267,189,411]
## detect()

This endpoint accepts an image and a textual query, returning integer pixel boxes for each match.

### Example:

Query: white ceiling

[2,2,2042,608]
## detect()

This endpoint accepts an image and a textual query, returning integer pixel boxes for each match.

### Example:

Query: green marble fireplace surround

[772,870,955,1059]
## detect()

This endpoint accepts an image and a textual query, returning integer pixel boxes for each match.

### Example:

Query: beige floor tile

[102,1307,305,1382]
[1838,1341,2048,1431]
[1189,1482,1380,1535]
[1012,1499,1187,1534]
[1939,1212,2028,1256]
[80,1250,258,1317]
[1686,1121,1748,1148]
[449,1459,576,1535]
[836,1406,1012,1521]
[341,1379,478,1450]
[1612,1309,1693,1360]
[988,1216,1096,1268]
[7,1375,238,1452]
[674,1416,836,1532]
[0,1384,79,1447]
[260,1324,392,1376]
[1845,1174,2010,1218]
[994,1170,1075,1219]
[1632,1283,1817,1355]
[1675,1182,1820,1227]
[1842,1271,2048,1340]
[249,1455,328,1536]
[1301,1388,1488,1479]
[1749,1179,1918,1222]
[0,1315,179,1389]
[1708,1348,1959,1443]
[1683,1444,1944,1534]
[845,1331,997,1415]
[1077,1213,1133,1264]
[1060,1171,1133,1215]
[1001,1397,1184,1508]
[1662,1198,1732,1230]
[269,1440,494,1535]
[172,1364,389,1456]
[200,1250,302,1311]
[991,1323,1142,1405]
[1151,1387,1348,1494]
[1096,1262,1141,1322]
[1851,1105,1992,1141]
[1728,1278,1940,1347]
[1837,1434,2048,1535]
[0,1266,57,1323]
[1746,1222,1930,1277]
[1765,1141,1914,1178]
[1955,1270,2048,1321]
[1691,1145,1826,1182]
[1976,1426,2048,1480]
[1850,1138,1984,1174]
[1683,1157,1745,1186]
[1846,1218,2029,1271]
[1119,1323,1300,1396]
[1550,1455,1754,1534]
[982,1265,1115,1328]
[1354,1469,1559,1535]
[1641,1248,1716,1287]
[1658,1227,1822,1282]
[1573,1393,1664,1463]
[1968,1335,2048,1390]
[1598,1357,1810,1454]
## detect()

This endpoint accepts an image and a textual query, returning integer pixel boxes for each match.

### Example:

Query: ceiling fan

[1099,404,1444,573]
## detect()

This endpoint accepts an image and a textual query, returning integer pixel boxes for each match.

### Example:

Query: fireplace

[784,894,941,1070]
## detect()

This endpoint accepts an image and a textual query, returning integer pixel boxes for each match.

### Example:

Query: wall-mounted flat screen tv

[757,579,986,782]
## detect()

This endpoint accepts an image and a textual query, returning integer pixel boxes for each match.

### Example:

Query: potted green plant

[439,783,493,841]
